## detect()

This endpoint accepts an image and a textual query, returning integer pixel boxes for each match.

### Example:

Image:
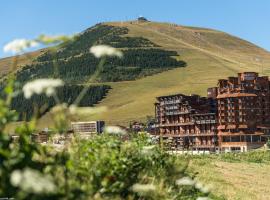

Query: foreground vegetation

[0,37,214,199]
[0,120,215,199]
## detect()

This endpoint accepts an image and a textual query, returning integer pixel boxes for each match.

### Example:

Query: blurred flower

[150,135,160,143]
[3,39,39,54]
[175,177,195,186]
[195,182,209,193]
[138,131,151,137]
[10,168,56,194]
[141,145,156,155]
[104,126,126,135]
[196,197,211,200]
[37,34,74,45]
[142,145,155,151]
[51,103,68,114]
[131,183,156,194]
[90,45,123,58]
[22,78,64,99]
[69,105,107,115]
[46,87,55,97]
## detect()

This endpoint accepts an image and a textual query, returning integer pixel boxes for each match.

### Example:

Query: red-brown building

[155,72,270,152]
[213,72,270,151]
[155,94,218,151]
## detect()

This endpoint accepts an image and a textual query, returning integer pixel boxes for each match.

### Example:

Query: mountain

[1,20,270,126]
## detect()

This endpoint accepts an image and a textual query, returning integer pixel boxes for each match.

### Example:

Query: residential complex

[71,121,105,135]
[155,72,270,152]
[215,72,270,151]
[155,94,218,151]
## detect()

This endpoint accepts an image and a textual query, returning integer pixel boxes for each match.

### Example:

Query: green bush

[53,133,211,199]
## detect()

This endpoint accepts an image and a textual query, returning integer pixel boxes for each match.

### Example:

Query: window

[231,136,240,142]
[222,136,230,142]
[253,136,260,142]
[231,147,241,151]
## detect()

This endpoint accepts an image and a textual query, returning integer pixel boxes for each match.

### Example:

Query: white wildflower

[37,34,74,45]
[3,39,39,54]
[10,168,56,194]
[22,79,64,99]
[195,182,210,193]
[196,197,211,200]
[150,135,160,144]
[175,177,195,186]
[142,145,155,151]
[104,126,126,135]
[10,170,22,186]
[45,87,55,97]
[141,145,156,155]
[131,183,156,194]
[90,45,123,58]
[69,105,107,115]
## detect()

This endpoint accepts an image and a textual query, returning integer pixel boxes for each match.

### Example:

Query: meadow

[186,150,270,200]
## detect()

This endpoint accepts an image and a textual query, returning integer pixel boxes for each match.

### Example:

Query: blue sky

[0,0,270,58]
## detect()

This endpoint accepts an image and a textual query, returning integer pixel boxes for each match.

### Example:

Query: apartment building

[214,72,270,151]
[71,121,105,135]
[155,94,218,151]
[155,72,270,152]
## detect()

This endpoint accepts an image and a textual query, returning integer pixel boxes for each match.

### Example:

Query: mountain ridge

[1,20,270,126]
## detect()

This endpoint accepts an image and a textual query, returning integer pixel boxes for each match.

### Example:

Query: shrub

[57,133,211,199]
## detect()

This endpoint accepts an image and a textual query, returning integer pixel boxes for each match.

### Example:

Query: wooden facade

[155,94,218,151]
[214,72,270,151]
[155,72,270,152]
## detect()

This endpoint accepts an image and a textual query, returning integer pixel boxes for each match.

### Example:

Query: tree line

[10,84,110,120]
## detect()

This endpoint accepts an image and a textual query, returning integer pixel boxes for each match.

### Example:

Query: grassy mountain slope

[15,24,185,85]
[1,20,270,126]
[0,50,43,78]
[79,21,270,125]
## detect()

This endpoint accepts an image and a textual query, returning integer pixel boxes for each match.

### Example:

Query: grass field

[187,150,270,200]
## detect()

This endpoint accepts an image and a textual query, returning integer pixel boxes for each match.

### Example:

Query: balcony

[160,99,181,105]
[165,111,189,116]
[159,122,195,127]
[195,120,216,124]
[165,106,179,110]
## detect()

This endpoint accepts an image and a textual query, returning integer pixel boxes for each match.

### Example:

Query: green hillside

[1,20,270,126]
[15,24,185,84]
[78,21,270,125]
